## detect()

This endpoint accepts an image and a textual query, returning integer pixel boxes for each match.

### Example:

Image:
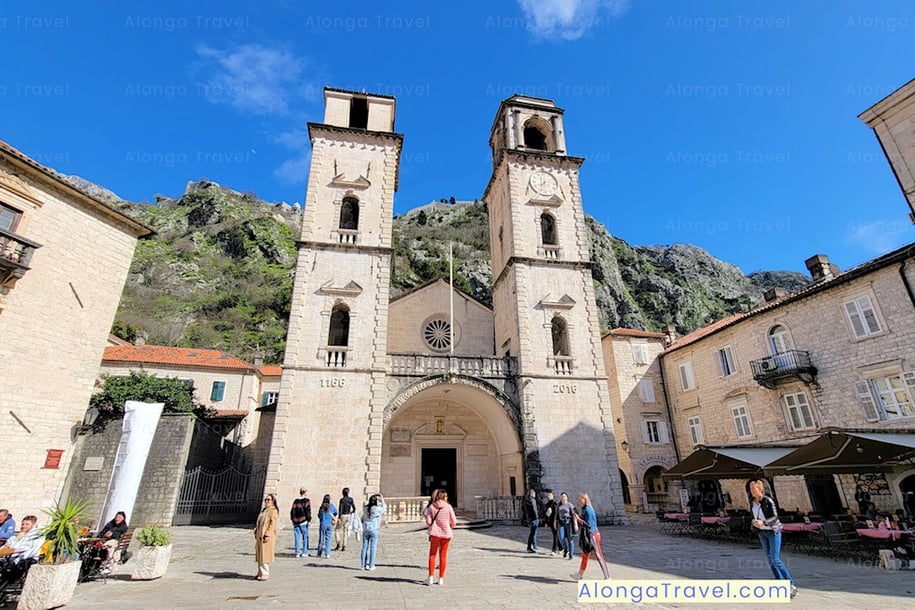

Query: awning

[765,430,915,474]
[662,446,800,480]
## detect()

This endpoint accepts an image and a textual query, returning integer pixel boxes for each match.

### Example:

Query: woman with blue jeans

[556,492,576,559]
[749,479,797,599]
[360,494,386,570]
[316,494,337,558]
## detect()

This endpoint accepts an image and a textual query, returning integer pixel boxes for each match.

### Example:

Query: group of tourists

[522,489,609,581]
[254,487,385,581]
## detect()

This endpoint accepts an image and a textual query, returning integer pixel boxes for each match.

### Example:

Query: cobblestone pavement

[42,516,915,609]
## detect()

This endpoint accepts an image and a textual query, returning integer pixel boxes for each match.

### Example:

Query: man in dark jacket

[290,488,312,557]
[524,488,541,553]
[542,489,560,555]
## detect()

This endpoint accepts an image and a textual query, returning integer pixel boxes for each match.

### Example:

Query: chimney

[805,254,837,282]
[662,323,678,346]
[253,353,264,368]
[764,287,786,303]
[134,331,148,347]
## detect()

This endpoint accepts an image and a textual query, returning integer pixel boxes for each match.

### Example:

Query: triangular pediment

[526,194,563,207]
[318,279,363,296]
[331,174,371,189]
[539,293,576,310]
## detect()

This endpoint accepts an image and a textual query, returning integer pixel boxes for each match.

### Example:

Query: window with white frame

[768,325,793,355]
[642,420,669,444]
[638,378,656,403]
[262,391,279,407]
[687,416,704,445]
[854,372,915,421]
[632,343,648,365]
[716,345,736,377]
[730,400,753,438]
[843,295,882,339]
[678,360,696,391]
[783,392,815,431]
[1,203,23,232]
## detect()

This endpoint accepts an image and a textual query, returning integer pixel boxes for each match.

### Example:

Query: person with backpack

[749,479,797,599]
[290,488,312,558]
[570,493,609,581]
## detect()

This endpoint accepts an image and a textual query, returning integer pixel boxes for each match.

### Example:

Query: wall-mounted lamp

[855,443,864,455]
[620,440,630,454]
[78,406,100,435]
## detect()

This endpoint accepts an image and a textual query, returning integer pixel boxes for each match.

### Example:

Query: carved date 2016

[552,384,577,394]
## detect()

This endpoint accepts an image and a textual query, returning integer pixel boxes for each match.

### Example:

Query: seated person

[0,515,44,587]
[865,502,878,521]
[0,510,14,543]
[97,511,128,573]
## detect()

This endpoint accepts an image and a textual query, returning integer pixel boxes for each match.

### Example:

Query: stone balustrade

[382,496,428,523]
[475,495,524,522]
[389,354,516,378]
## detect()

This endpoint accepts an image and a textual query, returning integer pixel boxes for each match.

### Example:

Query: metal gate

[174,464,266,525]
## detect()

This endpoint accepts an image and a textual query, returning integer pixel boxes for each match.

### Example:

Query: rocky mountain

[112,183,809,363]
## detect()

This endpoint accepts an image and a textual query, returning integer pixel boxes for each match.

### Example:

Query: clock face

[529,171,558,196]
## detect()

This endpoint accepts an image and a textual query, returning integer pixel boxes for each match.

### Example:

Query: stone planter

[18,560,81,610]
[132,544,172,580]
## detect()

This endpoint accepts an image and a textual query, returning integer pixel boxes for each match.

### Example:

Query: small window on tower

[339,197,359,230]
[349,97,369,129]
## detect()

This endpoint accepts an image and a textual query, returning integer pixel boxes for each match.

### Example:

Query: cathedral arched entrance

[381,376,523,511]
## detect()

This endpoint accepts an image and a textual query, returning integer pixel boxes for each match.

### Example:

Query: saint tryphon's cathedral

[265,87,626,521]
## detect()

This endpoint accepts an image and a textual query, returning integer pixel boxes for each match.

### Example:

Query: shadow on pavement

[354,576,420,584]
[194,571,254,580]
[502,574,569,584]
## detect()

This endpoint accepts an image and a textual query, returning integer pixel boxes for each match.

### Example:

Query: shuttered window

[844,295,882,339]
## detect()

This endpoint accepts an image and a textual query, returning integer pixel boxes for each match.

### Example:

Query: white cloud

[517,0,631,40]
[195,43,316,115]
[845,218,915,254]
[273,149,312,185]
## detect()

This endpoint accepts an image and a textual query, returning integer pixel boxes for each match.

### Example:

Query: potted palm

[131,525,172,580]
[18,498,88,610]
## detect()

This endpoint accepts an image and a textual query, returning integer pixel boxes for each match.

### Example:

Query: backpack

[579,524,594,553]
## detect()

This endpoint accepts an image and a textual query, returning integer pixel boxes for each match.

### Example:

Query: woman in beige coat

[254,494,279,580]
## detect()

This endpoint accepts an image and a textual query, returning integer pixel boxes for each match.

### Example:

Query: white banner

[99,400,164,527]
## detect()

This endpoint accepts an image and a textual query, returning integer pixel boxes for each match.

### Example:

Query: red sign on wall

[44,449,64,469]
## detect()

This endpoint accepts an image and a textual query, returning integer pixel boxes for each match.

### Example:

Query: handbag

[579,524,594,553]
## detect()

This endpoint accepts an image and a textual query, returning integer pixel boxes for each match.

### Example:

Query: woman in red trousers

[425,489,457,586]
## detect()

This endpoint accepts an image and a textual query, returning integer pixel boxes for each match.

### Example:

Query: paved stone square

[38,517,915,609]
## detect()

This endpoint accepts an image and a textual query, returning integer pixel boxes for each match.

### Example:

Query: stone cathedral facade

[265,87,625,522]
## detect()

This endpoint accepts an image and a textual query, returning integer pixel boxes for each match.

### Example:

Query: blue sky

[4,0,915,274]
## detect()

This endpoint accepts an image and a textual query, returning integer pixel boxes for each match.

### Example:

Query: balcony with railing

[0,227,41,288]
[389,353,516,378]
[335,228,358,245]
[548,355,574,375]
[749,350,817,389]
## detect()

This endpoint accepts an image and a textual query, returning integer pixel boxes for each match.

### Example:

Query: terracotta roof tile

[102,345,254,371]
[607,328,666,339]
[258,365,283,377]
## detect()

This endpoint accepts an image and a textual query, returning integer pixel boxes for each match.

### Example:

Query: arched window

[768,325,793,354]
[339,197,359,231]
[540,213,557,246]
[551,317,570,356]
[328,305,350,346]
[524,125,547,150]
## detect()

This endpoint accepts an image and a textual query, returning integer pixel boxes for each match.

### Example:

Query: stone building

[660,247,915,514]
[0,140,151,518]
[99,343,266,446]
[859,77,915,224]
[601,329,678,513]
[264,88,625,522]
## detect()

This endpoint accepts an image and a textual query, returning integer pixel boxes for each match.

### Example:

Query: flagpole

[449,241,454,356]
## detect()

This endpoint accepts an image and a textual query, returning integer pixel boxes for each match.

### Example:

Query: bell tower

[266,87,403,513]
[484,95,624,520]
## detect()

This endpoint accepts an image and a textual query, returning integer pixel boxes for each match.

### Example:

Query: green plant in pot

[136,525,171,547]
[132,525,173,580]
[17,499,89,610]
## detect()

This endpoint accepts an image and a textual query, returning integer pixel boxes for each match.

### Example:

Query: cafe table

[701,516,731,525]
[781,522,823,532]
[856,528,913,541]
